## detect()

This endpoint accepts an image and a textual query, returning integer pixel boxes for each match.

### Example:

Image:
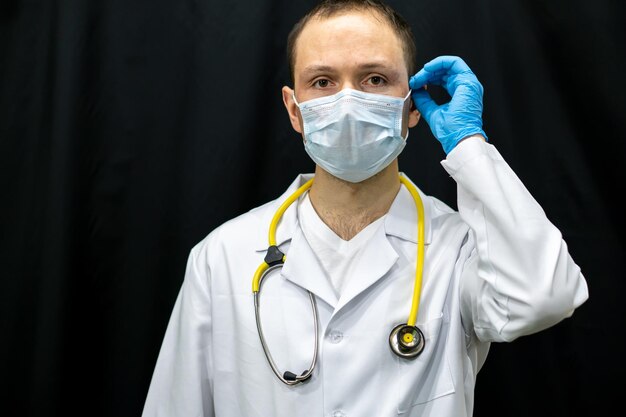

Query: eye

[313,79,331,88]
[364,75,387,87]
[370,76,383,85]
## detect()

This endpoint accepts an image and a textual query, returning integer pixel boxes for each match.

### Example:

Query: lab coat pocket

[395,312,455,414]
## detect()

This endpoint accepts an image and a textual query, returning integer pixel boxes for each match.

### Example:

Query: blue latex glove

[409,56,487,154]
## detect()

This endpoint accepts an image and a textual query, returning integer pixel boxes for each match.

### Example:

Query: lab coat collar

[253,173,314,252]
[384,172,433,245]
[254,172,433,251]
[253,173,433,311]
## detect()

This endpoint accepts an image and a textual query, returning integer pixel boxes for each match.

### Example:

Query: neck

[308,161,401,240]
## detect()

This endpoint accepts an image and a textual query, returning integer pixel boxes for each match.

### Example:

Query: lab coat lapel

[253,174,337,308]
[334,226,399,313]
[280,227,339,308]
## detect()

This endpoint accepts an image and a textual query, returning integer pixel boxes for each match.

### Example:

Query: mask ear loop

[401,89,413,140]
[291,92,307,145]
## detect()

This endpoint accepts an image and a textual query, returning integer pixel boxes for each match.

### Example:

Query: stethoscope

[252,174,426,386]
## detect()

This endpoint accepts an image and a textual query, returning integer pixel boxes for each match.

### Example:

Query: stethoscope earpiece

[283,370,313,382]
[389,323,425,359]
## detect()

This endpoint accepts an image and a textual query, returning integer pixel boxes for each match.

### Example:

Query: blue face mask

[293,88,411,183]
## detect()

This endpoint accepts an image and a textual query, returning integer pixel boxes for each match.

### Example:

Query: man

[142,1,588,416]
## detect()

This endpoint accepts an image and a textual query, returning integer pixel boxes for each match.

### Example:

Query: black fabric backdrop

[1,0,624,416]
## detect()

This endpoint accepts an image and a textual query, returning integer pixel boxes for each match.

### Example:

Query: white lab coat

[142,137,588,417]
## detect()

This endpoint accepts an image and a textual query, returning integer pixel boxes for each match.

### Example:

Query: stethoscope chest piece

[389,323,425,359]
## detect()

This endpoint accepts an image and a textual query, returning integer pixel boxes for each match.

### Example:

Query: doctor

[142,0,589,416]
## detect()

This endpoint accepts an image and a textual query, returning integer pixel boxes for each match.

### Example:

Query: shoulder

[427,196,472,257]
[189,174,313,262]
[190,197,277,261]
[428,195,466,231]
[393,173,470,247]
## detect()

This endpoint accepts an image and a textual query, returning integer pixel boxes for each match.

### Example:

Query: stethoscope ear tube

[254,264,320,386]
[251,175,428,387]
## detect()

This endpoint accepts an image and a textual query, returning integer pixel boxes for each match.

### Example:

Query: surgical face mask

[293,88,412,183]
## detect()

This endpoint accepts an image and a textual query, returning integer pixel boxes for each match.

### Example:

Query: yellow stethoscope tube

[253,174,426,385]
[252,177,314,293]
[399,174,425,327]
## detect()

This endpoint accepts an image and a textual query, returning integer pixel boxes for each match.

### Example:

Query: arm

[142,242,215,416]
[410,56,588,342]
[443,136,588,342]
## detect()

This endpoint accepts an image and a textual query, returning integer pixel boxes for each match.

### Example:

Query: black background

[1,0,624,416]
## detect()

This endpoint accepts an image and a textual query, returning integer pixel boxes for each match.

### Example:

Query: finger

[410,69,446,89]
[423,55,471,76]
[409,68,433,89]
[411,88,438,122]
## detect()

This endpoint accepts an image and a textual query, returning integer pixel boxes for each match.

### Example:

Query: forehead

[293,10,406,76]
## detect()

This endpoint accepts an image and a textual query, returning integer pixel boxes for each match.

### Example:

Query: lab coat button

[331,410,346,417]
[329,330,343,343]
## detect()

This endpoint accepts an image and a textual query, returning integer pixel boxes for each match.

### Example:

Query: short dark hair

[286,0,417,84]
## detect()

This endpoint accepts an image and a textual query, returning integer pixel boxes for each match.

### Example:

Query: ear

[408,97,421,128]
[282,86,303,134]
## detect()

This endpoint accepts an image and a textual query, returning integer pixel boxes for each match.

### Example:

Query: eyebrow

[357,62,396,72]
[301,64,336,76]
[301,61,398,77]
